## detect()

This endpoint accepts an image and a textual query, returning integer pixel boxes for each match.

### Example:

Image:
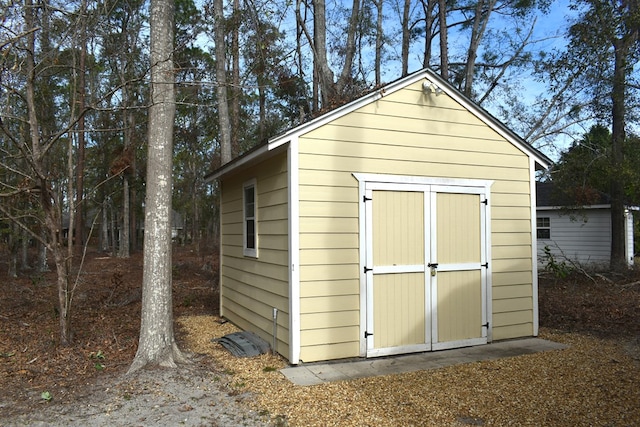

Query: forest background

[0,0,638,348]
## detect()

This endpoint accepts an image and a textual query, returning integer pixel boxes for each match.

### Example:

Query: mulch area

[180,270,640,426]
[1,247,639,426]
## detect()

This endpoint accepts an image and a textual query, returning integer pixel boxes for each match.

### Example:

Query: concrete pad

[280,338,567,386]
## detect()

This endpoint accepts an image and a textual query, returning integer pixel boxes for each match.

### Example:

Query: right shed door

[430,191,488,350]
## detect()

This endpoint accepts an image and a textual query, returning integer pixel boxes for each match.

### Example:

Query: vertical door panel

[433,192,486,348]
[373,273,425,348]
[368,190,428,356]
[436,193,481,264]
[373,191,424,266]
[436,270,482,342]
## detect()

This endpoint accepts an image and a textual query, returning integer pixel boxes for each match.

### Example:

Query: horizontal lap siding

[537,209,612,267]
[220,152,290,356]
[492,188,535,339]
[297,81,535,361]
[297,155,361,362]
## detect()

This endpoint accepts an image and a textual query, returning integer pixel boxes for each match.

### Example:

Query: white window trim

[243,178,258,258]
[537,217,551,240]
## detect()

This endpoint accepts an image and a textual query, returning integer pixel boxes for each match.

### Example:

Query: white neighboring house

[536,182,637,269]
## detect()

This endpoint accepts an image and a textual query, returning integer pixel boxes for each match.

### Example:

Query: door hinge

[364,331,373,338]
[482,322,490,329]
[364,266,372,274]
[363,195,372,202]
[482,262,489,268]
[482,199,488,205]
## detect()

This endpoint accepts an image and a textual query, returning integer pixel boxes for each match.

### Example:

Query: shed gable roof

[206,68,551,181]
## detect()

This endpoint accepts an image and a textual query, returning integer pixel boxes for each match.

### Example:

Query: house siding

[296,80,535,362]
[219,152,290,355]
[536,208,612,267]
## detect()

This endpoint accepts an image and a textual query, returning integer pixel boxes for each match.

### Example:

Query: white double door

[364,182,489,357]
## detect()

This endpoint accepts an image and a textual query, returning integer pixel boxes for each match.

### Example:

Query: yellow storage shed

[205,69,551,364]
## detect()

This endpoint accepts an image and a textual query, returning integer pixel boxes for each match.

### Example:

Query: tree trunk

[231,0,241,158]
[8,226,17,278]
[438,0,448,80]
[129,114,139,252]
[119,106,135,258]
[20,229,30,271]
[313,0,335,107]
[110,204,117,257]
[24,0,72,345]
[335,0,360,94]
[463,0,496,97]
[131,183,138,251]
[52,231,72,346]
[119,176,130,257]
[609,34,636,271]
[128,0,186,373]
[101,198,110,252]
[374,0,383,85]
[38,230,49,272]
[74,1,87,254]
[9,254,17,278]
[295,0,317,110]
[401,0,411,76]
[214,0,232,165]
[420,0,436,69]
[192,183,200,251]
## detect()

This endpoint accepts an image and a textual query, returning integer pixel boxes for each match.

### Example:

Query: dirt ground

[0,246,271,426]
[0,246,639,426]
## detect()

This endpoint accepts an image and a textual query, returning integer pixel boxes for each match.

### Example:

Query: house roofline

[537,204,640,211]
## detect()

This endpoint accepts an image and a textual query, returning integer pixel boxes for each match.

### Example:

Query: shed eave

[204,141,291,181]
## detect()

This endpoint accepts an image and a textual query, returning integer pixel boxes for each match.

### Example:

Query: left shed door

[365,186,431,357]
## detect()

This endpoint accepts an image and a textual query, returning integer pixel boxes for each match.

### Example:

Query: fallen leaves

[1,248,639,426]
[179,298,640,426]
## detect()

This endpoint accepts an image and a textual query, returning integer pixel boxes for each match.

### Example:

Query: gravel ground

[1,316,637,426]
[1,356,271,427]
[180,315,640,427]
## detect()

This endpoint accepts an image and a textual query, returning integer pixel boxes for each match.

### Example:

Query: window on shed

[243,180,257,257]
[537,217,550,239]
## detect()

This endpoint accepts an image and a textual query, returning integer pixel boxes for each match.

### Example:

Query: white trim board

[287,138,301,364]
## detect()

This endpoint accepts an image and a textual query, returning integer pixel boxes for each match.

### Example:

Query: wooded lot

[0,0,638,369]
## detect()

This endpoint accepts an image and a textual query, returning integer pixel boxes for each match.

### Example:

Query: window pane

[537,217,550,228]
[244,187,254,217]
[246,220,255,249]
[537,229,550,239]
